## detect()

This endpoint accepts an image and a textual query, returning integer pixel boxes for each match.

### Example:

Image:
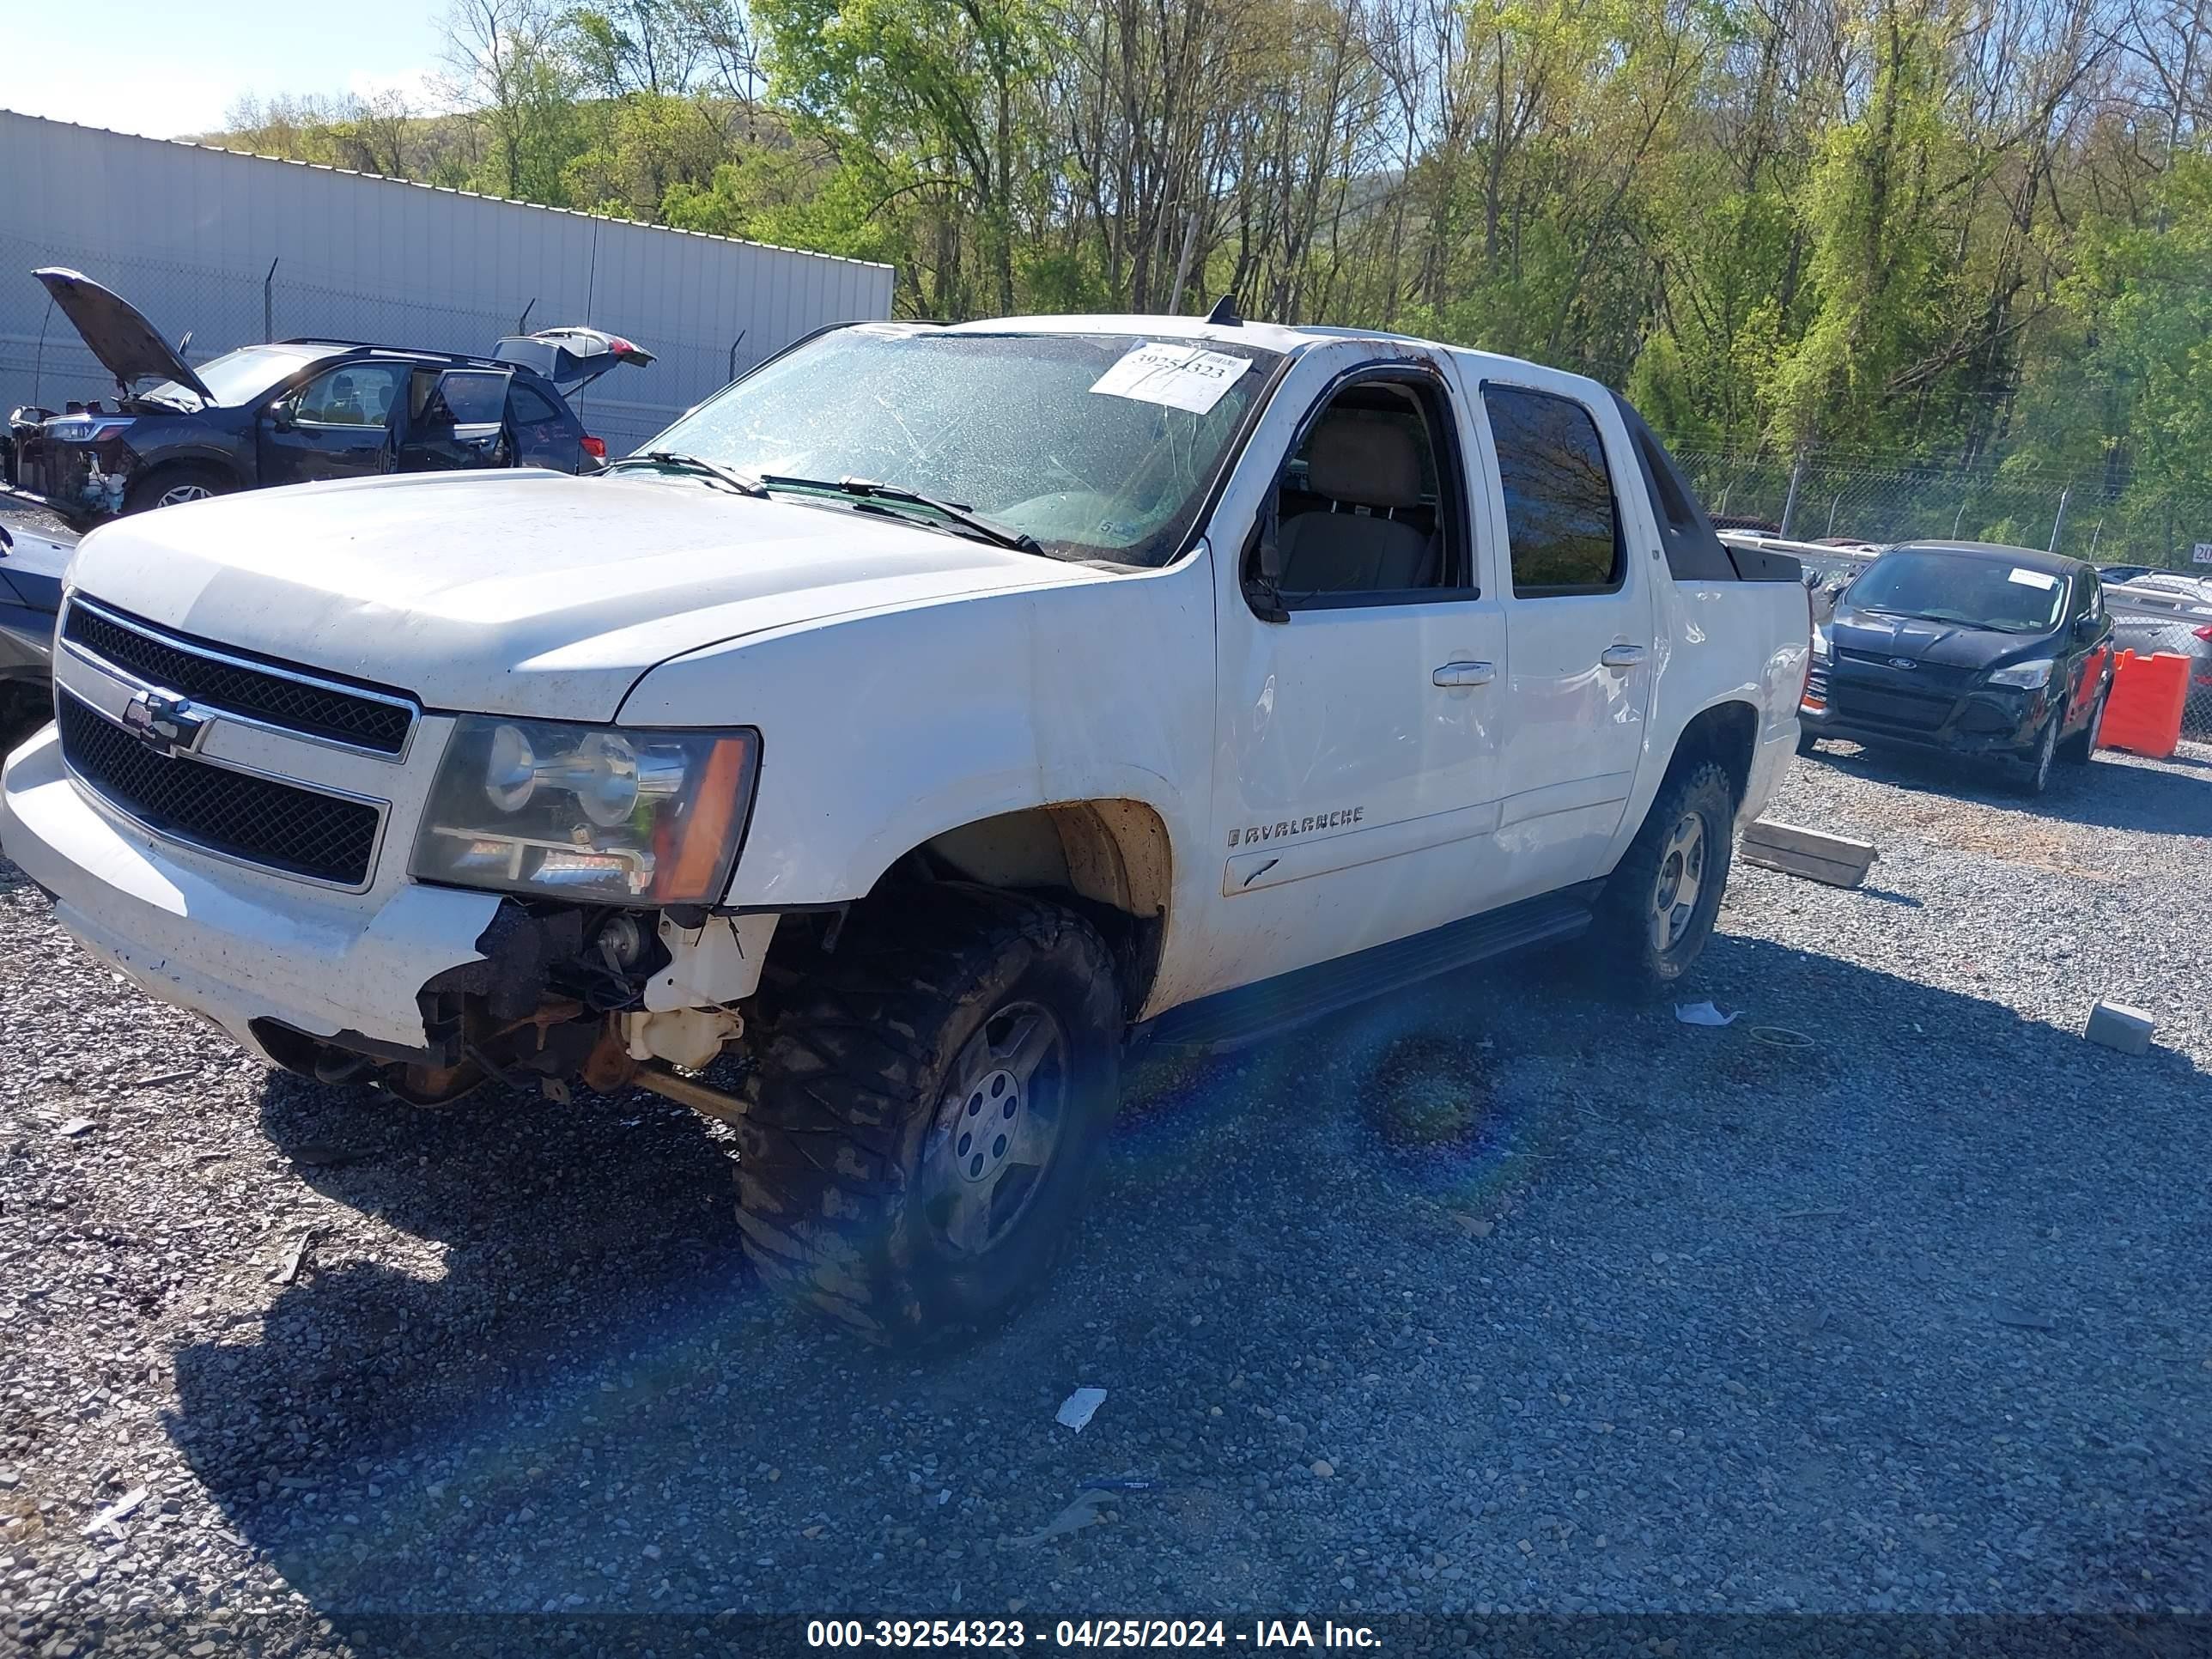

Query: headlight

[1986,658,2055,689]
[410,715,758,905]
[1811,624,1831,659]
[43,416,134,444]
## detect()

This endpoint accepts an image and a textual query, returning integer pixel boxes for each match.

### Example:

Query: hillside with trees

[209,0,2212,563]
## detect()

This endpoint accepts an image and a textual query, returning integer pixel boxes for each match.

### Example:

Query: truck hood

[62,470,1104,720]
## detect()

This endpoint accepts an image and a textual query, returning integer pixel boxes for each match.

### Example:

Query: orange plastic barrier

[2097,649,2190,759]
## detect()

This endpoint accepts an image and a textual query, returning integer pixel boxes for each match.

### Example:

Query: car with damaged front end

[4,268,648,521]
[1798,540,2115,794]
[1,314,1810,1346]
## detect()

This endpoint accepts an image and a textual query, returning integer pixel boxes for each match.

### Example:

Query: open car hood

[491,326,656,392]
[32,268,211,402]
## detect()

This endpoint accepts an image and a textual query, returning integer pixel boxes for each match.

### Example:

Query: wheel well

[1669,700,1759,805]
[882,801,1174,1018]
[131,456,240,494]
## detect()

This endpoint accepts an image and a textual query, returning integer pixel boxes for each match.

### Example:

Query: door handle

[1432,661,1496,688]
[1600,644,1648,671]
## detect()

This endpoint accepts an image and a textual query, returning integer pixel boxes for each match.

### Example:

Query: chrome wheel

[1650,811,1707,954]
[155,482,214,507]
[920,1000,1066,1257]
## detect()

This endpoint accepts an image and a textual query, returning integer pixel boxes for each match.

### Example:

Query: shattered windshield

[1847,548,2069,633]
[636,326,1282,566]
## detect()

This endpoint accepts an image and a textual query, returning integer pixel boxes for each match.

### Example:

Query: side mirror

[269,398,297,432]
[2075,614,2103,641]
[1243,516,1289,624]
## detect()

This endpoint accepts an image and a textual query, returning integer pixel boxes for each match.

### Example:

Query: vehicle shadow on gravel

[1809,741,2211,836]
[164,932,2211,1631]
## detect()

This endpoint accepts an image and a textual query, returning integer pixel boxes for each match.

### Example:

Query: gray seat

[1277,411,1436,592]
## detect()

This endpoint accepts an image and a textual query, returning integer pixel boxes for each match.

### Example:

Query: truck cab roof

[938,313,1616,402]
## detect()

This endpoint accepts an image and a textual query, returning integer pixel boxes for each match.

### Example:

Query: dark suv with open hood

[3,269,651,523]
[1799,540,2115,794]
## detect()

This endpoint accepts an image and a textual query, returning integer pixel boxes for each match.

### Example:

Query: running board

[1136,886,1598,1054]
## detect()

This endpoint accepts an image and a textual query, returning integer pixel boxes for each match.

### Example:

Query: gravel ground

[1,731,2208,1656]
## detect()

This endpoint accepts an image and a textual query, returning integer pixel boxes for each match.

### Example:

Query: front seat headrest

[1305,411,1423,510]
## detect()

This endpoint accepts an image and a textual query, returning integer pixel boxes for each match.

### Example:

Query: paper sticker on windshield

[1091,343,1249,414]
[2008,568,2058,589]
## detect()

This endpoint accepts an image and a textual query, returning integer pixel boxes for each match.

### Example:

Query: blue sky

[4,2,449,140]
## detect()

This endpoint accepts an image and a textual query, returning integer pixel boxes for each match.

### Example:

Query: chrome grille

[62,599,416,756]
[57,695,382,888]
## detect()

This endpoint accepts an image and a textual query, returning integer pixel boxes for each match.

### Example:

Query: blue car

[0,514,70,729]
[3,268,651,524]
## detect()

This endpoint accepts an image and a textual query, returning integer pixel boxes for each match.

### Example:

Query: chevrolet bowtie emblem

[119,690,208,756]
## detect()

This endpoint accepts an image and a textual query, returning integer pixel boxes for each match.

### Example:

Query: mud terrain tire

[735,885,1121,1346]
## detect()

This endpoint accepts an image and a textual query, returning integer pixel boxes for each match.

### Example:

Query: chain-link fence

[2106,591,2212,735]
[1677,446,2212,576]
[0,230,774,459]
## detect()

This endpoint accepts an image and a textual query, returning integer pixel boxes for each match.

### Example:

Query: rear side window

[1484,386,1622,594]
[510,383,563,425]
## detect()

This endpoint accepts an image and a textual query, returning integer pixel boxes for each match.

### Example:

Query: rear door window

[1483,386,1623,595]
[432,370,512,426]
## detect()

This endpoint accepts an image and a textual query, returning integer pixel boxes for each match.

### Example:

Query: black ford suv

[1799,540,2116,795]
[4,268,650,522]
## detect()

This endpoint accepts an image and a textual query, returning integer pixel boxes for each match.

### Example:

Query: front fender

[127,434,251,487]
[615,561,1217,913]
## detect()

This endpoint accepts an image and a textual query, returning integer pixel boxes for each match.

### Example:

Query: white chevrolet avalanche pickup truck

[1,314,1808,1342]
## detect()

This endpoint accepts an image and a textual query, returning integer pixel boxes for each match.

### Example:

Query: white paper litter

[1055,1387,1109,1432]
[2008,567,2058,589]
[1089,343,1249,414]
[1674,1000,1741,1027]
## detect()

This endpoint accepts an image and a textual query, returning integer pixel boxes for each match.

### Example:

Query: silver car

[2104,579,2212,735]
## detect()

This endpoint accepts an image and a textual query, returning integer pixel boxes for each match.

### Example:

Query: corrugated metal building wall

[0,111,893,453]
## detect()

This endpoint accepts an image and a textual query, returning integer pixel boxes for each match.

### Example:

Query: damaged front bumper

[1800,697,2044,757]
[7,431,134,522]
[1801,658,2046,757]
[1,720,781,1099]
[0,722,504,1063]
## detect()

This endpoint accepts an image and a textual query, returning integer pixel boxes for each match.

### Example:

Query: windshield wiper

[757,474,1042,554]
[606,451,768,496]
[1857,606,1951,623]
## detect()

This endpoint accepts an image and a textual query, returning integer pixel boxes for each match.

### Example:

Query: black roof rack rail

[279,338,519,372]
